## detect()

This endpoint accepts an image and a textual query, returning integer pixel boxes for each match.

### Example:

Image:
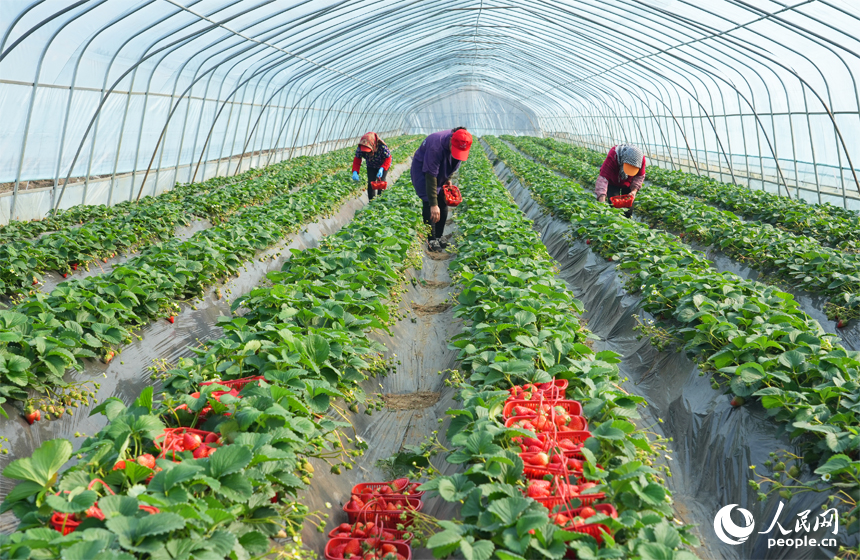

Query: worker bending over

[595,144,646,218]
[352,132,392,200]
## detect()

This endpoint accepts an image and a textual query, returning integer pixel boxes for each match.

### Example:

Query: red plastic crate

[513,431,591,456]
[324,538,410,560]
[610,194,634,208]
[505,414,589,433]
[352,478,424,499]
[154,428,219,459]
[327,525,414,543]
[200,375,265,391]
[370,180,388,190]
[503,399,583,419]
[343,496,423,526]
[508,379,569,401]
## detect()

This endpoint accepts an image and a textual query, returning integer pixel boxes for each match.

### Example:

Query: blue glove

[377,168,384,179]
[352,171,359,182]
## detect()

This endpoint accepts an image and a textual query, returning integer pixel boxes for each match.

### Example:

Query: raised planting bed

[417,146,698,559]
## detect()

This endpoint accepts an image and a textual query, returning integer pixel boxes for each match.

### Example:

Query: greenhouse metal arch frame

[1,0,859,222]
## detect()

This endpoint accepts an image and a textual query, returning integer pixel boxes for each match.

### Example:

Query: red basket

[443,184,462,207]
[503,399,583,419]
[508,380,568,401]
[324,538,411,560]
[610,194,634,208]
[352,479,424,499]
[154,428,220,459]
[200,375,265,391]
[343,496,423,526]
[328,524,414,543]
[514,431,591,455]
[370,180,388,190]
[519,452,599,480]
[505,414,589,433]
[536,491,606,508]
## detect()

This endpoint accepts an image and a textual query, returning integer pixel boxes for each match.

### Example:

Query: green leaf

[814,454,852,475]
[778,350,806,370]
[45,490,98,513]
[61,539,110,560]
[636,542,673,560]
[238,531,269,554]
[208,445,252,479]
[427,529,462,549]
[638,483,667,506]
[304,334,330,365]
[3,438,72,485]
[164,462,204,490]
[463,539,495,560]
[487,496,532,524]
[98,495,140,518]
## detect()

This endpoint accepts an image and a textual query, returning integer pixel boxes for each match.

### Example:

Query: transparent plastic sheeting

[2,1,860,219]
[406,89,541,137]
[490,149,858,560]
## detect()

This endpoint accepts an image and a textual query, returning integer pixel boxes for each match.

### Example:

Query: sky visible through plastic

[1,0,859,216]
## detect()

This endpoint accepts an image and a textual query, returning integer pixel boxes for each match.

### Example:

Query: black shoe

[428,239,442,252]
[438,239,450,250]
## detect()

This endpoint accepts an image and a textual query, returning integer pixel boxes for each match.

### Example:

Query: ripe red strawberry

[204,432,220,444]
[113,460,126,470]
[579,506,596,519]
[62,273,68,278]
[182,432,202,451]
[167,316,175,324]
[836,318,846,328]
[558,439,577,450]
[339,523,352,533]
[586,239,591,245]
[332,543,347,558]
[552,513,569,526]
[137,454,156,469]
[84,505,105,520]
[567,416,585,431]
[192,446,208,459]
[343,539,361,558]
[24,409,40,425]
[526,445,544,453]
[72,264,78,271]
[380,544,397,555]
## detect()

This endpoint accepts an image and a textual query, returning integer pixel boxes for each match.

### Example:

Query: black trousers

[606,184,634,219]
[422,195,448,240]
[366,166,388,200]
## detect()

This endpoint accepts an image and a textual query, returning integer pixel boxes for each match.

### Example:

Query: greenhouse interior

[0,1,859,559]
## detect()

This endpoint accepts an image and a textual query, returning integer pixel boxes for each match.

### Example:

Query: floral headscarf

[616,144,644,181]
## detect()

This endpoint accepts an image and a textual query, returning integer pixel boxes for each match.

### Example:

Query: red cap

[451,129,472,161]
[359,145,372,152]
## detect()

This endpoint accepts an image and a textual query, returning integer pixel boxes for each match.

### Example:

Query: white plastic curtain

[1,0,859,215]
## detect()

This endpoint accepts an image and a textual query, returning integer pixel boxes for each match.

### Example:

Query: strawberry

[527,484,549,498]
[339,523,352,532]
[72,264,78,271]
[836,318,846,328]
[526,445,544,453]
[567,458,583,471]
[550,453,565,464]
[24,409,40,425]
[113,460,126,470]
[193,446,208,459]
[532,452,549,466]
[205,432,220,444]
[730,396,745,407]
[62,273,68,278]
[137,454,156,469]
[182,432,202,451]
[343,539,361,558]
[579,482,597,492]
[586,239,591,245]
[552,513,569,526]
[380,544,397,555]
[353,529,366,538]
[167,316,175,324]
[104,351,116,364]
[580,506,596,519]
[567,416,585,431]
[558,439,577,450]
[381,531,395,540]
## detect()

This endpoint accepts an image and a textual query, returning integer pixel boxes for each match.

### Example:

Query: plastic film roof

[2,0,860,214]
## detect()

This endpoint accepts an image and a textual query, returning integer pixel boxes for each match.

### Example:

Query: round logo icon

[714,504,755,545]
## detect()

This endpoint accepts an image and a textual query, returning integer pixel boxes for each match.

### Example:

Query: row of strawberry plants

[0,136,420,295]
[0,139,422,415]
[0,173,425,559]
[420,146,699,560]
[535,136,860,250]
[504,136,860,324]
[484,136,859,538]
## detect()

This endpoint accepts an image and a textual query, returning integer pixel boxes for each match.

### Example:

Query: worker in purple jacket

[595,144,646,218]
[411,127,473,251]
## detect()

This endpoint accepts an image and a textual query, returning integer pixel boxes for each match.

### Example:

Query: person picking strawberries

[351,132,392,201]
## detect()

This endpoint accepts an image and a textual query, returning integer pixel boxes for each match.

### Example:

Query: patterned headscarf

[358,132,384,153]
[616,144,643,181]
